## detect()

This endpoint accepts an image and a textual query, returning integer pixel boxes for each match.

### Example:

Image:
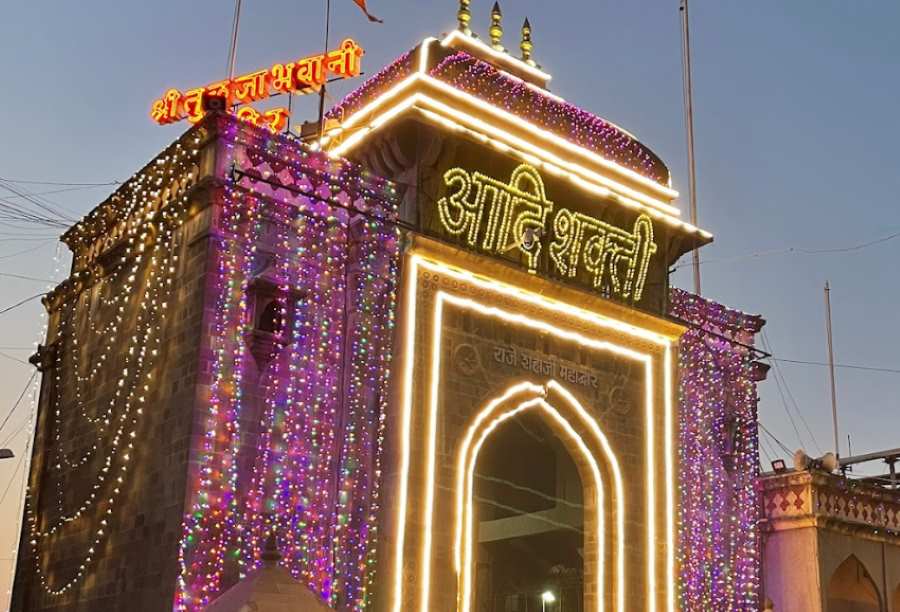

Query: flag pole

[680,0,701,295]
[227,0,243,81]
[317,0,332,141]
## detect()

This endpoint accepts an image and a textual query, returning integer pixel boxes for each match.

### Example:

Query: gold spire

[520,17,536,66]
[457,0,472,35]
[489,2,504,51]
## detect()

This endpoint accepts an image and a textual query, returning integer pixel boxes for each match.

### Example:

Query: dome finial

[457,0,472,35]
[489,2,504,51]
[520,17,536,66]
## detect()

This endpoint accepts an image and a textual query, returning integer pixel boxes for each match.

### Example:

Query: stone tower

[12,114,400,611]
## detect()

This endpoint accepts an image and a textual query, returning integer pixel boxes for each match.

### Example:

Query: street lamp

[0,449,14,460]
[541,590,556,612]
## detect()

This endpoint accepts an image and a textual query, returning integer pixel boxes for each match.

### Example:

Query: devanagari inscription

[437,163,658,301]
[550,210,656,301]
[437,164,554,273]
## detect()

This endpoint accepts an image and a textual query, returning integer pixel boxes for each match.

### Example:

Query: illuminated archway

[827,555,881,612]
[455,380,624,612]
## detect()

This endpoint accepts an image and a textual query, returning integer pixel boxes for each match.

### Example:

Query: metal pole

[317,0,332,141]
[824,281,840,457]
[226,0,243,80]
[679,0,701,295]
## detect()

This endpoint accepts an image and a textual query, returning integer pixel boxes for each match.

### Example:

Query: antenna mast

[679,0,701,295]
[824,281,840,457]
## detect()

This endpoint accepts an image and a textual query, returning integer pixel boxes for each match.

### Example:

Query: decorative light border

[319,38,690,213]
[428,292,639,612]
[392,251,678,612]
[669,289,763,611]
[174,118,401,611]
[440,30,553,84]
[452,380,626,612]
[322,75,687,221]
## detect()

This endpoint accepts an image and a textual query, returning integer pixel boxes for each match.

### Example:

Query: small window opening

[257,300,282,334]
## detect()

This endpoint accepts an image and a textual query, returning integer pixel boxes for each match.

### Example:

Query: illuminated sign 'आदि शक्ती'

[437,163,657,302]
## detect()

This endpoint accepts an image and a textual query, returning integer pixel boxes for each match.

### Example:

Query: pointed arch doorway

[455,380,624,612]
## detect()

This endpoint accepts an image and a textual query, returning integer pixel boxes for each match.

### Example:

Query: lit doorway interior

[472,411,585,612]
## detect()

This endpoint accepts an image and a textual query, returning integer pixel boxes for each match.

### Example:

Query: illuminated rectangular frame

[319,37,717,245]
[391,249,678,612]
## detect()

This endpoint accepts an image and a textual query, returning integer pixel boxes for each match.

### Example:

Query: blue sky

[1,0,899,602]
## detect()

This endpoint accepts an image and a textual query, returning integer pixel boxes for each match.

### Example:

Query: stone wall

[12,122,217,611]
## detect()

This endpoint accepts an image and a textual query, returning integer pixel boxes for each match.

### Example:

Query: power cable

[0,177,119,187]
[761,331,823,455]
[764,353,806,452]
[672,228,900,271]
[0,184,113,200]
[1,415,31,448]
[0,182,75,224]
[0,294,44,315]
[773,358,900,375]
[0,272,54,283]
[0,241,53,260]
[0,372,36,436]
[0,352,29,366]
[758,420,794,456]
[0,450,26,507]
[758,435,776,467]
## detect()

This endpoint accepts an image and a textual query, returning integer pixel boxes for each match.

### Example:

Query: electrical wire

[0,450,26,507]
[0,177,119,187]
[758,420,794,456]
[0,272,54,283]
[672,228,900,271]
[0,372,36,436]
[1,417,30,448]
[761,331,823,455]
[764,353,806,452]
[0,241,54,260]
[0,352,29,366]
[0,182,75,224]
[0,293,44,315]
[773,358,900,375]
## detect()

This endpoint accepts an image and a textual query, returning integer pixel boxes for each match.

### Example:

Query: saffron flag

[352,0,383,23]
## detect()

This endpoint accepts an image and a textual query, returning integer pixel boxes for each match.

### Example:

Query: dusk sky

[2,1,899,604]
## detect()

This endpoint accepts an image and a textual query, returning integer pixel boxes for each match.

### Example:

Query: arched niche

[827,555,882,612]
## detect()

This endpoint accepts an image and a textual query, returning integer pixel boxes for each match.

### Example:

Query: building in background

[761,455,900,612]
[11,8,768,612]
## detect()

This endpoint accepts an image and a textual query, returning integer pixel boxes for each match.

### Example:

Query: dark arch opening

[473,411,585,612]
[827,555,882,612]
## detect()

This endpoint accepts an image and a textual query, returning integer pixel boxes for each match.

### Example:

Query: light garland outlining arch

[426,292,639,612]
[393,251,678,612]
[452,381,629,612]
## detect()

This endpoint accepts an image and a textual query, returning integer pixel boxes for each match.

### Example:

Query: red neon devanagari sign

[150,38,364,133]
